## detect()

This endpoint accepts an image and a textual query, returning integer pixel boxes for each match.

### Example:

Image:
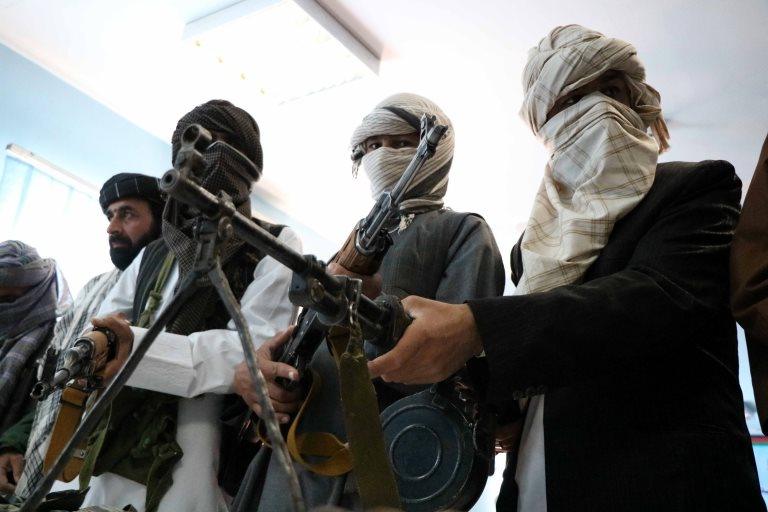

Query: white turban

[520,24,669,150]
[513,27,671,510]
[515,24,669,295]
[350,93,454,214]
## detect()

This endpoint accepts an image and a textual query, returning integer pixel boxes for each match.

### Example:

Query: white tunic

[53,228,301,512]
[516,395,547,512]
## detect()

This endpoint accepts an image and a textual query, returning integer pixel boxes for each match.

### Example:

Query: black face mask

[194,141,257,209]
[109,224,159,271]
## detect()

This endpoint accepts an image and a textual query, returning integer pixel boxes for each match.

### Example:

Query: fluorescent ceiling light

[182,0,379,105]
[5,144,98,197]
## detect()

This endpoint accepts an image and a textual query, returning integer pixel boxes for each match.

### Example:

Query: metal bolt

[309,279,325,303]
[218,218,234,240]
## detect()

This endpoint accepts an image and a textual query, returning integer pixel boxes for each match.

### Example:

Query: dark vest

[92,219,284,509]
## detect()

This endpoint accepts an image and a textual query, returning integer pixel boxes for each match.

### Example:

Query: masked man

[367,26,765,511]
[0,172,163,497]
[232,93,506,511]
[0,241,67,438]
[69,100,300,512]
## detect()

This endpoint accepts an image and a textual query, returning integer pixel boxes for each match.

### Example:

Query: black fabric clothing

[98,172,164,214]
[171,99,262,177]
[467,160,764,511]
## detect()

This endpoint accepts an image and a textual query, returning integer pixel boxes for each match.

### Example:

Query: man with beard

[70,100,300,512]
[366,26,765,511]
[0,172,163,498]
[231,93,506,511]
[103,173,164,271]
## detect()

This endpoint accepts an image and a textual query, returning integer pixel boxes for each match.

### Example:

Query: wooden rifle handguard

[333,229,385,276]
[84,329,113,376]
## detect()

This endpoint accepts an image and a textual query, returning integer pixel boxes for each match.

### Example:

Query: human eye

[563,94,582,107]
[601,85,620,98]
[366,140,382,152]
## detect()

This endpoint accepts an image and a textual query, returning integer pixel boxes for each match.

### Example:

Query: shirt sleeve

[125,228,302,398]
[468,163,741,405]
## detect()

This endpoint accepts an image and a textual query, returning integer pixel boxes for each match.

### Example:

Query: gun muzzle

[31,337,97,400]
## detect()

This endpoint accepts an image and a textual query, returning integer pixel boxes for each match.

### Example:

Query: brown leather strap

[44,385,92,482]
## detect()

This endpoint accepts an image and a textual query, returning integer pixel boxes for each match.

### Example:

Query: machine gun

[275,114,449,390]
[21,124,420,512]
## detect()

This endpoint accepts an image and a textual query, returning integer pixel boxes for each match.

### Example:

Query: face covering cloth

[0,241,64,422]
[512,25,669,512]
[350,93,455,217]
[517,24,668,295]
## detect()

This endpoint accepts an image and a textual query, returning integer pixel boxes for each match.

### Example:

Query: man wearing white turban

[232,93,506,511]
[368,26,765,511]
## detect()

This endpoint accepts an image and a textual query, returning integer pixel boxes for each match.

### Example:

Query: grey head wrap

[350,93,455,216]
[0,241,66,428]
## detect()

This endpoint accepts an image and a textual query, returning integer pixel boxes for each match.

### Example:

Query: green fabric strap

[329,324,401,510]
[138,253,175,328]
[78,402,111,491]
[79,253,179,512]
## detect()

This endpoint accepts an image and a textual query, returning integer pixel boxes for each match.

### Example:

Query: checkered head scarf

[350,93,454,215]
[0,241,63,424]
[516,25,668,294]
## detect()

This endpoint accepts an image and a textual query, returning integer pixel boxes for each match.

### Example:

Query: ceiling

[1,0,766,268]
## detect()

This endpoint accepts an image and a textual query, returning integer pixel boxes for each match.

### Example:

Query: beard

[109,224,159,270]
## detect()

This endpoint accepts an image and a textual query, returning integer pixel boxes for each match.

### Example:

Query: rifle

[30,327,118,400]
[21,125,416,512]
[275,114,449,390]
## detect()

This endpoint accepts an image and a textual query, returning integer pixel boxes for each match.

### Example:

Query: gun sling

[259,325,400,510]
[43,385,90,482]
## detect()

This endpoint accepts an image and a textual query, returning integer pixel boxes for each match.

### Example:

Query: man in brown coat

[732,133,768,433]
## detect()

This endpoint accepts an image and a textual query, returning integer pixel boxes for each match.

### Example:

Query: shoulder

[419,209,492,233]
[82,269,116,291]
[276,225,302,252]
[654,160,741,198]
[250,217,303,253]
[440,210,497,243]
[424,210,502,261]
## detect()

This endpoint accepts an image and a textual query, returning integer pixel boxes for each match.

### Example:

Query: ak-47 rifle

[275,114,449,390]
[21,123,422,512]
[30,327,118,400]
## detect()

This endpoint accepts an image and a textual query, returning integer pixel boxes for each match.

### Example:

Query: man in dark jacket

[368,25,765,512]
[732,134,768,434]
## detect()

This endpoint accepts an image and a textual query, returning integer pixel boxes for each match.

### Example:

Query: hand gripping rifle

[27,329,119,484]
[275,114,449,390]
[30,328,118,401]
[22,125,403,512]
